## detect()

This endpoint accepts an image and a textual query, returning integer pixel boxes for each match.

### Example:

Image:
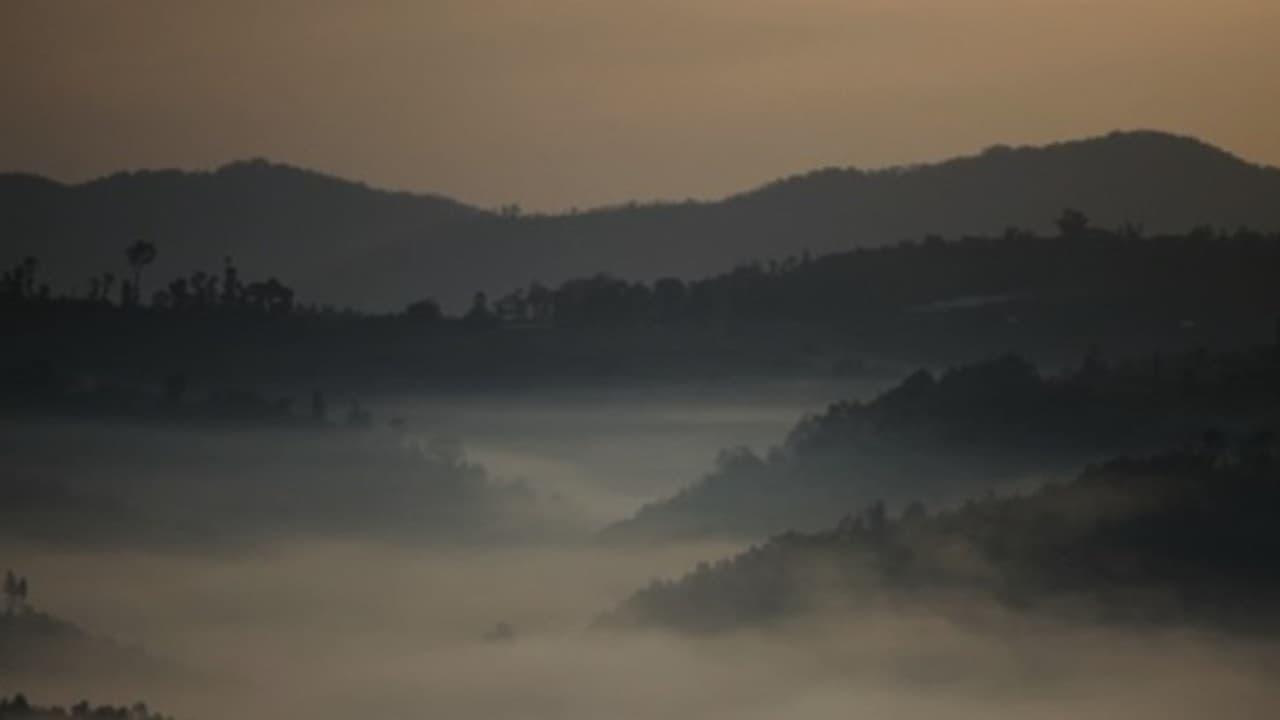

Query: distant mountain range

[3,130,1279,310]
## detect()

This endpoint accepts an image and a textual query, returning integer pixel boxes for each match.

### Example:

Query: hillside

[0,608,163,681]
[4,131,1279,311]
[602,449,1280,633]
[603,347,1280,542]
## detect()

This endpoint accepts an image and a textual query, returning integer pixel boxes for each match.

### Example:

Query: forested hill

[602,449,1280,634]
[603,347,1280,542]
[4,130,1279,311]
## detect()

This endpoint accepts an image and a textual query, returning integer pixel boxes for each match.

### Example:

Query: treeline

[485,211,1280,333]
[602,446,1280,633]
[604,343,1280,541]
[5,213,1280,386]
[7,211,1280,334]
[0,695,169,720]
[3,247,318,317]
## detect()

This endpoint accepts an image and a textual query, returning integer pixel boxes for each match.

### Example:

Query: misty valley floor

[7,348,1280,718]
[7,538,1280,720]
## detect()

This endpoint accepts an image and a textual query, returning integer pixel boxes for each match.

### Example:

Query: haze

[3,0,1279,210]
[7,2,1280,719]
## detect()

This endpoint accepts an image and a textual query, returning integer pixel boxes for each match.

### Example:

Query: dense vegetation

[0,695,169,720]
[6,216,1280,394]
[605,345,1280,541]
[603,447,1280,633]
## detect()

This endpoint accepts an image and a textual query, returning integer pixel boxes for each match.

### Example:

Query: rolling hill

[3,130,1279,311]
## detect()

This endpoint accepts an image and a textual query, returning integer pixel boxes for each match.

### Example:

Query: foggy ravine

[362,379,890,523]
[0,379,889,543]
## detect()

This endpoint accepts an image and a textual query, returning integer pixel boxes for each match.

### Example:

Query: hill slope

[603,348,1280,543]
[4,131,1279,310]
[603,450,1280,633]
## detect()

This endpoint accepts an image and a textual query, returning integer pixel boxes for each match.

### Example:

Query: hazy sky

[2,0,1278,210]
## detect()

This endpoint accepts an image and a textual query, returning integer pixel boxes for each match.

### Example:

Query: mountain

[4,131,1280,310]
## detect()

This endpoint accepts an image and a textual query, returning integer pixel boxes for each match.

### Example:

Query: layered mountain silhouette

[3,130,1278,310]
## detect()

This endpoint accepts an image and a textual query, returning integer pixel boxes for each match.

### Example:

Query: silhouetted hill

[603,347,1280,542]
[4,131,1279,310]
[602,450,1280,633]
[0,159,484,310]
[0,609,165,681]
[0,417,578,548]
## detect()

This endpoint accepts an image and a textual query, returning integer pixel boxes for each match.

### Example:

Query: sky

[2,0,1278,211]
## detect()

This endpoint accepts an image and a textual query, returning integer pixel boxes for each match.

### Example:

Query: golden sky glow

[2,0,1278,210]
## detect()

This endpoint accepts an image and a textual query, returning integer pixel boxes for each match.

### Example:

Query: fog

[7,539,1280,720]
[0,380,887,546]
[364,379,888,523]
[5,381,1280,718]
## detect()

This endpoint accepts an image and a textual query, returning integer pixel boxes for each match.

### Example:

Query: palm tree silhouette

[125,240,158,304]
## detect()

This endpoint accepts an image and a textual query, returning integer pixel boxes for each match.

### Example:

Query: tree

[405,298,443,322]
[495,290,528,324]
[1055,209,1090,238]
[222,257,240,306]
[464,291,496,328]
[2,572,27,614]
[167,277,189,309]
[20,256,36,298]
[125,241,158,303]
[525,283,554,325]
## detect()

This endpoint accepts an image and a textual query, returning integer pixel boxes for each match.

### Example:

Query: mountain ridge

[3,130,1278,310]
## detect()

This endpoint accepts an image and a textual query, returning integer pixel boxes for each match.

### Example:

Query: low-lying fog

[8,540,1280,720]
[7,378,1280,719]
[364,379,888,523]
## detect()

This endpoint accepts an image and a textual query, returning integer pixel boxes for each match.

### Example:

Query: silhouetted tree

[405,298,443,322]
[222,256,240,306]
[101,274,115,304]
[525,283,554,325]
[3,572,28,614]
[125,240,157,304]
[0,257,39,302]
[463,291,496,328]
[20,256,36,298]
[1055,208,1090,238]
[495,290,528,324]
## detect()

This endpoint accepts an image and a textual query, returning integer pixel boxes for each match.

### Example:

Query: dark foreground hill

[602,450,1280,633]
[4,130,1279,310]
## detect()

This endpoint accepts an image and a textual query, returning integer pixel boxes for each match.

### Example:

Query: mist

[5,3,1280,714]
[7,537,1280,720]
